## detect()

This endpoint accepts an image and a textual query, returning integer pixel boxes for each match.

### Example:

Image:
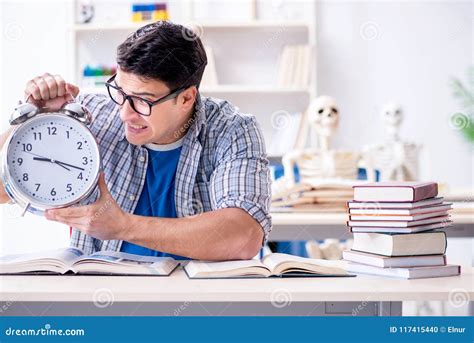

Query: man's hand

[45,173,131,240]
[25,73,79,111]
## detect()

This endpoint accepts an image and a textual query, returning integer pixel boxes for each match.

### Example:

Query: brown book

[352,182,438,202]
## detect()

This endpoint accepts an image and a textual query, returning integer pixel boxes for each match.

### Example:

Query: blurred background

[0,0,472,315]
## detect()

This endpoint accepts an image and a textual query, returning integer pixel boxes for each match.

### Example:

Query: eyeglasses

[105,74,187,116]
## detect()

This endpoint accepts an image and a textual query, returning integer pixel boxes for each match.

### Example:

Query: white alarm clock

[1,100,101,216]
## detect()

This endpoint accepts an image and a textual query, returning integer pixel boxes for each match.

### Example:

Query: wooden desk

[1,268,472,316]
[269,212,474,241]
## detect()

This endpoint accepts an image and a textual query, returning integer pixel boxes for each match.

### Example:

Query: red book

[352,182,438,202]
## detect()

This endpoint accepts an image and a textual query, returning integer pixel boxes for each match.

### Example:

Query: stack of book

[343,181,461,279]
[271,180,357,213]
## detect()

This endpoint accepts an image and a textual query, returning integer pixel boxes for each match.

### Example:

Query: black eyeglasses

[105,74,187,116]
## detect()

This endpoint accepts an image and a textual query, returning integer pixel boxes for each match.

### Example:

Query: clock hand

[32,157,52,162]
[54,160,85,171]
[32,156,71,171]
[24,151,84,171]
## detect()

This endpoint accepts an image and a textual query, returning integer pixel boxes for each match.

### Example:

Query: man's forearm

[122,208,264,261]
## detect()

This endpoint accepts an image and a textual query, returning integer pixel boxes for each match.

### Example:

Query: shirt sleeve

[209,115,272,245]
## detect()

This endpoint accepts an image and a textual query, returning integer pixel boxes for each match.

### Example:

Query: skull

[306,95,339,137]
[382,102,403,127]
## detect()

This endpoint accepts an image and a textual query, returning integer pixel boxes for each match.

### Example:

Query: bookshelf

[70,20,311,32]
[67,0,318,156]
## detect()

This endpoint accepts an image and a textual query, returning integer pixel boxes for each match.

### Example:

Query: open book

[0,248,179,276]
[184,253,351,278]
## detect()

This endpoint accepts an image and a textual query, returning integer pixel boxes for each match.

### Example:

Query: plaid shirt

[70,93,272,254]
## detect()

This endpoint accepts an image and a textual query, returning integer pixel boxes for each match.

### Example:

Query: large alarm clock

[1,100,101,216]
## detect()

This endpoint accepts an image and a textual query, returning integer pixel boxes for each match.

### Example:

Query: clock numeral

[22,173,29,181]
[50,188,56,196]
[77,142,83,150]
[22,143,32,152]
[47,127,57,135]
[66,184,72,192]
[77,172,83,180]
[33,132,42,141]
[35,183,41,191]
[17,158,23,166]
[82,157,88,165]
[66,131,70,139]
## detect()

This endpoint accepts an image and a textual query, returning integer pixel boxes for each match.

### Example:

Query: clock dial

[6,114,100,208]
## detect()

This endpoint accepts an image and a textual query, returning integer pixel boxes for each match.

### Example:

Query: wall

[1,0,72,254]
[316,0,473,190]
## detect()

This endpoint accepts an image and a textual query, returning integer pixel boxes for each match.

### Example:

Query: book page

[75,251,174,264]
[184,259,269,278]
[0,247,84,266]
[262,253,348,274]
[0,248,84,274]
[73,251,179,275]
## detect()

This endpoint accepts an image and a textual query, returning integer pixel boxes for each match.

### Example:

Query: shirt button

[129,195,136,201]
[138,156,145,162]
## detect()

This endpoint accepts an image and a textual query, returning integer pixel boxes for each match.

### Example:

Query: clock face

[5,114,101,208]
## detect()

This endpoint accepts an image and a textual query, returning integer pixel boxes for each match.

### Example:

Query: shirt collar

[145,136,185,151]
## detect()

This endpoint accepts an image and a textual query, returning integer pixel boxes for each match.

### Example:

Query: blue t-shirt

[120,139,188,260]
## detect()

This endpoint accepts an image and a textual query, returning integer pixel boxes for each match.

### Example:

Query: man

[0,21,271,261]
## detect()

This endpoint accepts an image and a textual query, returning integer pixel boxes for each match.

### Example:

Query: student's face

[115,70,196,145]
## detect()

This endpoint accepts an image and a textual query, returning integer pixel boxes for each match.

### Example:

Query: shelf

[200,85,310,94]
[70,20,310,33]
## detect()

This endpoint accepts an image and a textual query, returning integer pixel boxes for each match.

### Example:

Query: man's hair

[117,21,207,90]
